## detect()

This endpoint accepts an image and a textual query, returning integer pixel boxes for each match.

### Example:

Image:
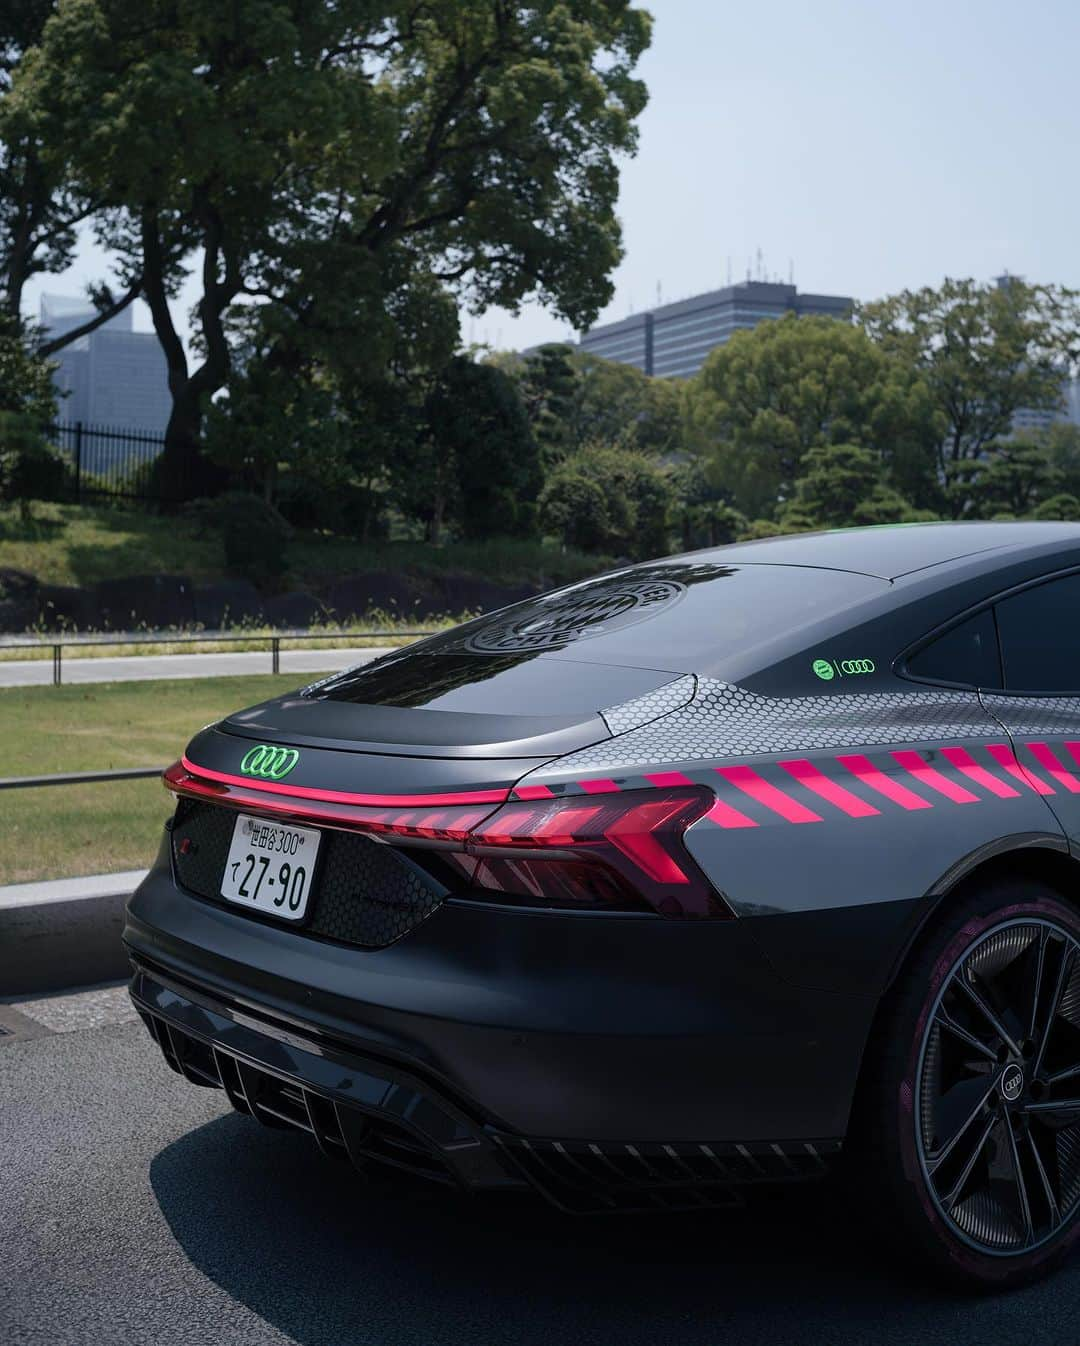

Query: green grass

[0,500,609,596]
[0,619,442,660]
[0,672,333,885]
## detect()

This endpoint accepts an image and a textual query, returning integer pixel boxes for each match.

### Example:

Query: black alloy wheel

[852,878,1080,1289]
[916,916,1080,1256]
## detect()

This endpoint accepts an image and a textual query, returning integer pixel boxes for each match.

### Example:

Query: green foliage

[687,314,940,519]
[669,456,745,549]
[508,344,683,463]
[963,439,1062,519]
[1042,423,1080,500]
[1033,493,1080,521]
[0,313,60,515]
[513,343,579,465]
[423,356,541,542]
[859,278,1080,501]
[12,1,651,491]
[781,442,920,530]
[539,444,672,559]
[186,491,291,590]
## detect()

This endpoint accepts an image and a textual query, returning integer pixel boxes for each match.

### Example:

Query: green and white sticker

[811,656,875,681]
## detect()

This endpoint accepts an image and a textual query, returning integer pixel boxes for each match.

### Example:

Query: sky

[25,0,1080,352]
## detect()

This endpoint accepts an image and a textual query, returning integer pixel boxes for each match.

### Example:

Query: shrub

[185,491,292,588]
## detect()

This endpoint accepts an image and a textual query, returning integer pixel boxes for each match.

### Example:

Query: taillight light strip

[178,755,508,807]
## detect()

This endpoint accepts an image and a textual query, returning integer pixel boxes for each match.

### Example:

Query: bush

[184,491,292,589]
[539,444,672,559]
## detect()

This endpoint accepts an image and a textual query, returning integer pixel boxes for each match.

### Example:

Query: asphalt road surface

[4,983,1080,1346]
[0,646,391,688]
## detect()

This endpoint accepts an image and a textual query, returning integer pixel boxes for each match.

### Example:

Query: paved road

[3,984,1079,1346]
[0,646,392,688]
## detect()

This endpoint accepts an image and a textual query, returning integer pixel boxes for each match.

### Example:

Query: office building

[40,294,171,434]
[578,280,853,380]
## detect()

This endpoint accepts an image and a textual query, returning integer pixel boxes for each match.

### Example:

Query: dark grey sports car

[126,521,1080,1288]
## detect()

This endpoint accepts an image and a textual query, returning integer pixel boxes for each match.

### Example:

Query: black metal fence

[48,421,168,503]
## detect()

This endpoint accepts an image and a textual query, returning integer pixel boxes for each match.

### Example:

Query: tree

[1034,493,1080,521]
[687,314,940,519]
[781,441,920,530]
[565,350,681,457]
[0,312,59,511]
[0,1,140,345]
[14,1,651,497]
[1043,422,1080,500]
[416,355,541,543]
[504,343,683,463]
[965,439,1061,519]
[859,277,1080,512]
[669,456,745,549]
[539,444,672,558]
[514,343,578,465]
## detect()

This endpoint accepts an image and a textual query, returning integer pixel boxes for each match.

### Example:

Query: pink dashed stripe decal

[891,751,980,804]
[778,758,880,818]
[986,743,1055,796]
[534,740,1076,825]
[939,745,1021,798]
[714,765,823,824]
[1026,742,1080,794]
[835,754,933,811]
[705,798,760,829]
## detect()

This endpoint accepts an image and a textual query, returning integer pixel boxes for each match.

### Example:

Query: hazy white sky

[26,0,1080,352]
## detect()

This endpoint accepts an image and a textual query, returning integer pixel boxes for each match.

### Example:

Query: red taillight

[165,762,727,919]
[466,788,726,918]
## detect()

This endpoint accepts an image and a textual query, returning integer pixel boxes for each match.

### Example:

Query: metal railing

[0,767,164,791]
[48,420,171,503]
[1,627,435,685]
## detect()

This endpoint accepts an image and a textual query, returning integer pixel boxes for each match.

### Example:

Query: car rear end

[125,562,887,1210]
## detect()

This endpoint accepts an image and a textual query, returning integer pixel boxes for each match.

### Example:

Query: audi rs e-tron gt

[127,522,1080,1288]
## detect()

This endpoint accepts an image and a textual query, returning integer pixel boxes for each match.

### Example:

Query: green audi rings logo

[812,657,876,681]
[239,744,300,779]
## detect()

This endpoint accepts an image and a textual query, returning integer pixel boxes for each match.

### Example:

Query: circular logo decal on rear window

[461,576,687,655]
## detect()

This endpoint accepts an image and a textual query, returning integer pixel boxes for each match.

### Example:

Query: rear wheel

[854,877,1080,1289]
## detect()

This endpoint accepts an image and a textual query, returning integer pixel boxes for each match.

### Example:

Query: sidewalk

[0,645,392,688]
[0,870,147,995]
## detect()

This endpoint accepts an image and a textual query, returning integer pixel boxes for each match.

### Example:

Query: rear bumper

[125,838,881,1209]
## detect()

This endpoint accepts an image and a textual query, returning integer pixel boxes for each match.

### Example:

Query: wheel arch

[880,832,1078,1003]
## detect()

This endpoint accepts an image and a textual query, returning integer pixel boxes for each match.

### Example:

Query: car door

[981,570,1080,857]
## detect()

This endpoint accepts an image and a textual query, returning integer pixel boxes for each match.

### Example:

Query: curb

[0,870,146,995]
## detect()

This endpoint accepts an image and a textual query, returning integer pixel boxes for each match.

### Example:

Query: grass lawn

[0,500,608,592]
[0,671,332,886]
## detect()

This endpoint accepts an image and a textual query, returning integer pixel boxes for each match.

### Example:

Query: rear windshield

[311,561,885,701]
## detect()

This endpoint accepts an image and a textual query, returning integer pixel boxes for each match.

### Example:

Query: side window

[905,609,1002,688]
[995,573,1080,693]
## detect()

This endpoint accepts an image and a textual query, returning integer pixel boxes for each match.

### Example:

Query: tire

[851,875,1080,1290]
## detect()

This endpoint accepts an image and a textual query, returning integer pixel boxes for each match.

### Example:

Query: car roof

[682,521,1080,581]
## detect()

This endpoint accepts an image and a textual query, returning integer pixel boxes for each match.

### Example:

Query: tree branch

[37,277,143,356]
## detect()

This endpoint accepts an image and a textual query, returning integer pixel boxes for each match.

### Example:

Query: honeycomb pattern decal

[601,674,697,736]
[310,829,447,948]
[537,678,998,774]
[171,801,447,949]
[981,694,1080,734]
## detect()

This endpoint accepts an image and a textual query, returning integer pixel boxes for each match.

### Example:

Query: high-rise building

[577,280,853,379]
[40,294,171,433]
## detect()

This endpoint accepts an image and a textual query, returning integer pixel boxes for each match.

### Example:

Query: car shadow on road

[151,1113,1074,1346]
